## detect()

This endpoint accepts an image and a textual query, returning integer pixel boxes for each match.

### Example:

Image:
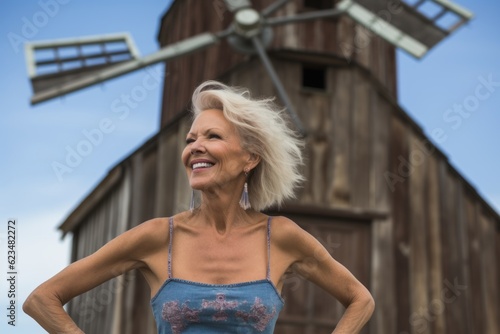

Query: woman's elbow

[23,287,47,315]
[366,294,375,315]
[23,286,56,317]
[361,291,375,317]
[348,286,375,317]
[23,290,39,316]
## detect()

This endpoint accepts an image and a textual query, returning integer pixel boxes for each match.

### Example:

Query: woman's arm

[275,216,375,334]
[23,218,167,333]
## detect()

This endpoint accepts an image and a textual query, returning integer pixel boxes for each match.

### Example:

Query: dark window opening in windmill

[302,65,327,90]
[303,0,335,10]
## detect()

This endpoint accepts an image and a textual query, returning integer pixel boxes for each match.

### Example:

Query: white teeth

[192,162,214,169]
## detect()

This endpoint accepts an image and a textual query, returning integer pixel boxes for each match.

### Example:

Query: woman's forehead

[191,109,233,132]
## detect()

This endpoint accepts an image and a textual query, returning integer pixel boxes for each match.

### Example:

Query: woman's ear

[247,153,261,171]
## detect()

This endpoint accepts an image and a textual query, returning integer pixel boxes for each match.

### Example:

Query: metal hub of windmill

[228,7,273,54]
[26,0,473,137]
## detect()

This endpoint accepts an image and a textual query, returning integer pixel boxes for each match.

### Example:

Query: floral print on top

[151,217,285,334]
[235,297,278,331]
[202,293,240,321]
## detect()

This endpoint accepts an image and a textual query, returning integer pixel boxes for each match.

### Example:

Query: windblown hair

[190,80,305,211]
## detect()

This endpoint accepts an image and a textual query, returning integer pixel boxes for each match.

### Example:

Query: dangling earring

[239,169,251,210]
[189,189,195,212]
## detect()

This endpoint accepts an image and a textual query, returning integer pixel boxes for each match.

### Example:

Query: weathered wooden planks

[426,154,445,333]
[329,67,352,206]
[369,87,396,334]
[408,133,430,334]
[479,211,500,334]
[390,116,411,333]
[154,125,179,217]
[351,70,371,208]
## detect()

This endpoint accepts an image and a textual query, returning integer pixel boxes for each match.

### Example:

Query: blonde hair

[190,80,305,211]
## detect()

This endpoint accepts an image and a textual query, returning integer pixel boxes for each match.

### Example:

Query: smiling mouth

[192,162,215,170]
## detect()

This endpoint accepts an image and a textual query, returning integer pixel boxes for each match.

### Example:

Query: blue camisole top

[151,216,285,334]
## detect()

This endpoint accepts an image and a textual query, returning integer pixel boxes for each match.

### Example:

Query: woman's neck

[193,191,255,235]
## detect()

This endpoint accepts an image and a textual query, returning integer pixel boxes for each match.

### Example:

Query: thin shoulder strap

[168,217,173,279]
[266,216,272,280]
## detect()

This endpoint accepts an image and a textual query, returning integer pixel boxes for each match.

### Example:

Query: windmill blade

[265,8,343,26]
[261,0,293,17]
[31,32,220,105]
[337,0,473,58]
[223,0,251,12]
[251,36,306,137]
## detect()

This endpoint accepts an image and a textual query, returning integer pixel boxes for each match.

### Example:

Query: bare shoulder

[271,215,309,243]
[272,216,312,249]
[270,215,322,262]
[118,217,171,260]
[270,215,302,240]
[128,217,169,240]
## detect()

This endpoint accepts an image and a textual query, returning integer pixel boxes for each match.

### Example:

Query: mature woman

[23,81,374,333]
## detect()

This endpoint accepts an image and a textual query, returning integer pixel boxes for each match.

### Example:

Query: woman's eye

[186,138,195,144]
[209,134,221,139]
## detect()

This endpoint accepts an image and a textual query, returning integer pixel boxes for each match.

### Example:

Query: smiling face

[182,109,259,193]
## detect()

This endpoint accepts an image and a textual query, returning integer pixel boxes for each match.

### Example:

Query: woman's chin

[189,183,208,191]
[189,176,218,191]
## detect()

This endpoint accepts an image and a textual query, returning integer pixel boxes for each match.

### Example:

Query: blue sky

[0,0,499,333]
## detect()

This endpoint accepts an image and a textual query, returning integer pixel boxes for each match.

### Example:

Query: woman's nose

[190,139,205,154]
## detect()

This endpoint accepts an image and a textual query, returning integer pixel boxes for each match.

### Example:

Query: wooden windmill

[27,1,500,334]
[26,0,472,129]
